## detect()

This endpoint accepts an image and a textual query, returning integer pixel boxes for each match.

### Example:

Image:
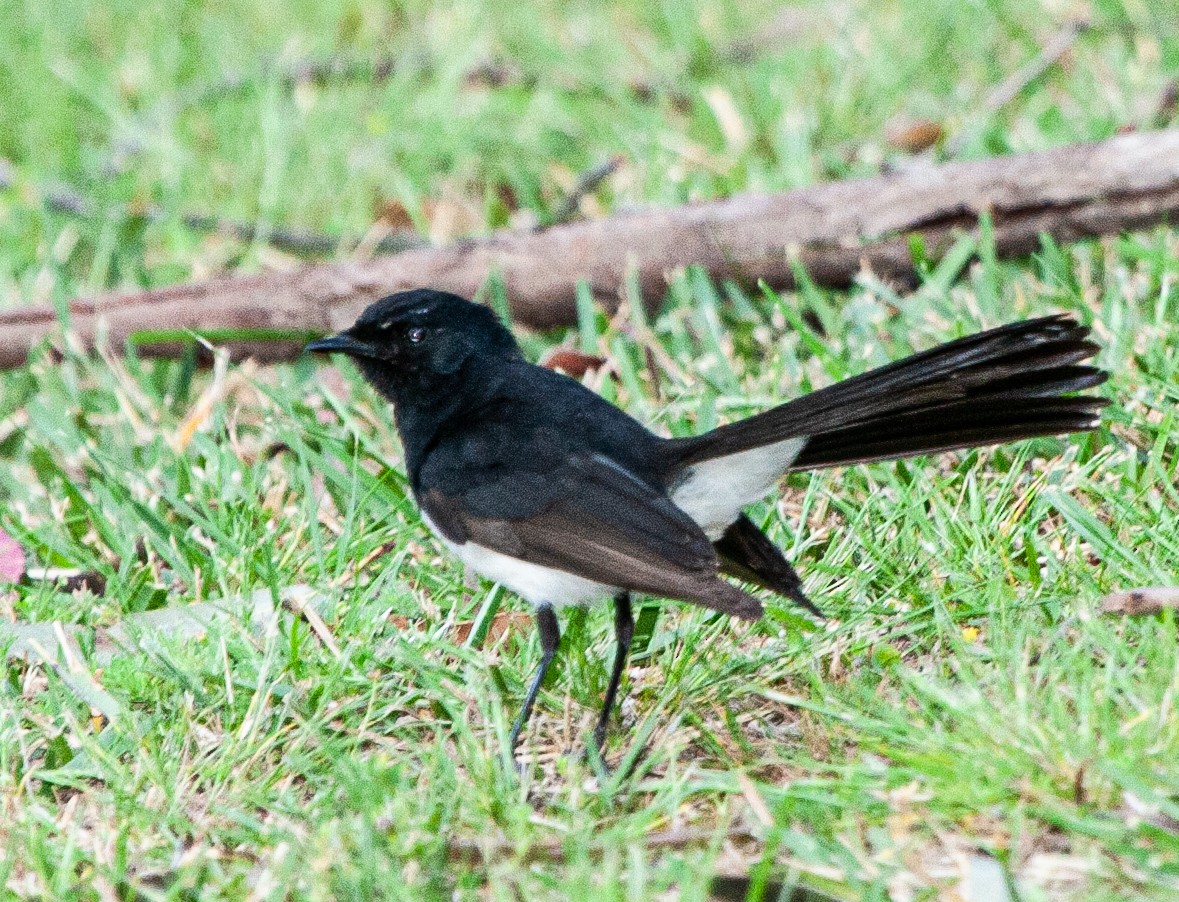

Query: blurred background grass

[1,0,1175,305]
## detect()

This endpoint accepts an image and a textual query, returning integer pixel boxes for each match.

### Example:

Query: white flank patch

[421,512,615,608]
[670,435,808,539]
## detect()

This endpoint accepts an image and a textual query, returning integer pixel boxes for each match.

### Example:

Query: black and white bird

[307,288,1107,755]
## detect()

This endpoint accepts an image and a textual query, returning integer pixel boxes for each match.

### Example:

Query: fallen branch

[1,130,1178,368]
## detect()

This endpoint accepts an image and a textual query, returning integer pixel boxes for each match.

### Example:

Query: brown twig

[543,156,626,229]
[980,19,1089,115]
[446,826,758,865]
[1,131,1178,368]
[445,827,839,901]
[946,19,1090,156]
[332,539,400,589]
[0,158,424,259]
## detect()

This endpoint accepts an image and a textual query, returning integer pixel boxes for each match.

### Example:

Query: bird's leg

[508,603,561,757]
[593,592,634,751]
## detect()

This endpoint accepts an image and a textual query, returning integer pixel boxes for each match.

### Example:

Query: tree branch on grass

[0,131,1177,368]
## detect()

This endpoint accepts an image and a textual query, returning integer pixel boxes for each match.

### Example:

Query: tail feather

[791,396,1103,470]
[667,315,1107,472]
[714,515,822,618]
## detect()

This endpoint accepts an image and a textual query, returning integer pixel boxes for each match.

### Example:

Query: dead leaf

[494,182,519,213]
[0,528,25,583]
[1101,587,1179,616]
[387,614,423,632]
[372,197,416,231]
[452,610,531,645]
[886,118,945,154]
[540,348,607,378]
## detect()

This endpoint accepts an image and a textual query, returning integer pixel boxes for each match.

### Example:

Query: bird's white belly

[421,512,615,608]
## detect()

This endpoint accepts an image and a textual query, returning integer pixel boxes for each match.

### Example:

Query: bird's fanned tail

[668,314,1108,473]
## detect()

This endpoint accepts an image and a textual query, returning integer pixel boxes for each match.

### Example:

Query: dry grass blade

[282,585,343,661]
[172,347,232,451]
[736,772,774,827]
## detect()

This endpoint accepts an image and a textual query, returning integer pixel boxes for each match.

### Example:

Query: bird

[306,288,1107,757]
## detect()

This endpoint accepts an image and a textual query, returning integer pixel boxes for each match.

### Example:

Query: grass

[1,0,1179,898]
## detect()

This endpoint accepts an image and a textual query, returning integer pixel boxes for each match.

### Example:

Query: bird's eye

[407,326,426,344]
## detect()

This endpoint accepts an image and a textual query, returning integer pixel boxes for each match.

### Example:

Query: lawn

[1,0,1178,899]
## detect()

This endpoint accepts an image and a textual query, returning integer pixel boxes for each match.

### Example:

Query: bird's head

[306,289,521,399]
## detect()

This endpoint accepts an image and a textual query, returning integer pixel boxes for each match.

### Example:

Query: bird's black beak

[305,332,376,359]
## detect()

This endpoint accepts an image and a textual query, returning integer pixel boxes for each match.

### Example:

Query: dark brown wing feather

[422,453,762,619]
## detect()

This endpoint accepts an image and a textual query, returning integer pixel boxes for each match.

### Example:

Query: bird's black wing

[420,446,762,620]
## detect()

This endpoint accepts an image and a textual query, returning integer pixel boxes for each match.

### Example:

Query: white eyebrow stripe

[373,306,429,330]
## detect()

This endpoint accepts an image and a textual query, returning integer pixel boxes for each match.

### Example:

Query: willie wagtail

[307,289,1107,756]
